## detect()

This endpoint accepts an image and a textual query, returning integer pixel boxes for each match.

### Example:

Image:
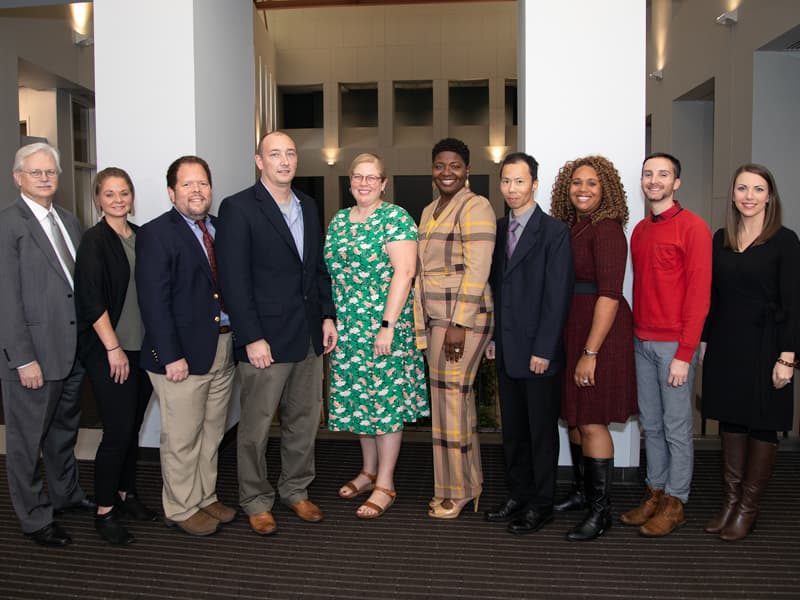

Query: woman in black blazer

[75,167,157,544]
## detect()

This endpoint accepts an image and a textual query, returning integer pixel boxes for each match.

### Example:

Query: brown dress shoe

[201,501,237,524]
[639,495,685,537]
[249,511,277,536]
[619,487,663,526]
[289,499,323,522]
[170,510,220,536]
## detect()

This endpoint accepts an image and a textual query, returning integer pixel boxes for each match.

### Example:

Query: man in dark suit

[216,131,337,536]
[135,156,236,537]
[484,152,574,534]
[0,142,94,546]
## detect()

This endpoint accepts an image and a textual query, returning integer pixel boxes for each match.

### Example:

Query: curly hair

[432,137,470,165]
[550,155,629,227]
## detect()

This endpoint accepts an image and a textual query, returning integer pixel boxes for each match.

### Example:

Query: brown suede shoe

[166,510,220,536]
[201,501,237,524]
[619,487,663,526]
[289,499,323,523]
[249,511,277,536]
[639,495,686,537]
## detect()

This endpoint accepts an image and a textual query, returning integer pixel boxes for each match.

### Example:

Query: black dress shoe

[27,522,72,546]
[95,509,135,545]
[118,493,159,521]
[485,498,526,523]
[508,507,554,535]
[54,495,97,514]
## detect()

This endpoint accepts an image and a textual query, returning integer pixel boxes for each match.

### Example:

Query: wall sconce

[488,146,507,165]
[715,8,738,26]
[323,148,339,167]
[70,2,93,47]
[648,70,664,81]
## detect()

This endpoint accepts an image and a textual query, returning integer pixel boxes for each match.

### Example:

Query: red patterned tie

[196,219,225,312]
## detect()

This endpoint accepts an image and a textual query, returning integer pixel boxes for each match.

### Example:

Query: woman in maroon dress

[550,155,637,541]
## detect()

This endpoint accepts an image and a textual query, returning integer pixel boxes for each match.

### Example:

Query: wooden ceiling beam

[254,0,512,10]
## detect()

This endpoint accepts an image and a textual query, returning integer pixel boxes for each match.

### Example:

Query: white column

[93,0,255,446]
[519,0,646,467]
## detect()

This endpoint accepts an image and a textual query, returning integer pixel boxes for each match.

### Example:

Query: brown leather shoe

[639,495,686,537]
[167,510,220,536]
[201,501,237,524]
[249,511,277,536]
[619,487,663,526]
[289,499,323,523]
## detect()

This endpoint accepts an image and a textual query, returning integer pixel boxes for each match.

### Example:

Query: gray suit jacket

[0,197,82,381]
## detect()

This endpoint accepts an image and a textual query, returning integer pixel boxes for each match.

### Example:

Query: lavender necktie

[506,219,520,259]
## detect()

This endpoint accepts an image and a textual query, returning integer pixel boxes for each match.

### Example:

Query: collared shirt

[651,200,683,222]
[178,212,230,327]
[262,181,304,261]
[509,204,535,236]
[21,194,76,288]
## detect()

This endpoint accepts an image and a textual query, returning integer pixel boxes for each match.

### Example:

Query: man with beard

[621,153,711,537]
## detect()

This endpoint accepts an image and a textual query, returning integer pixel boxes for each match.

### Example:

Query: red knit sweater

[631,205,712,362]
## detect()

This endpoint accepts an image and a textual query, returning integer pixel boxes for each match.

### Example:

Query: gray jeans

[634,338,698,503]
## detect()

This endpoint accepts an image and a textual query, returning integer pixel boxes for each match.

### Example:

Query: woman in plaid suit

[414,138,496,518]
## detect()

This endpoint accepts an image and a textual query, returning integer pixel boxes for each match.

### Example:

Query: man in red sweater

[621,153,712,536]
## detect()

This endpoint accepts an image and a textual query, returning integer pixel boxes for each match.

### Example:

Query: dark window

[505,80,518,127]
[449,80,489,126]
[340,83,378,128]
[292,176,325,232]
[393,176,434,225]
[338,175,356,210]
[394,81,433,126]
[279,86,323,129]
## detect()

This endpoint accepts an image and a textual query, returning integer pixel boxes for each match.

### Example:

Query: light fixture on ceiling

[715,8,738,26]
[648,69,664,81]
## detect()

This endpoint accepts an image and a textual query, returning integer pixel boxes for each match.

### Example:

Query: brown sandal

[356,486,396,520]
[338,471,377,499]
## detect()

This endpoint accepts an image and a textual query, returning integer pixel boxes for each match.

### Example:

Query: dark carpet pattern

[1,439,799,599]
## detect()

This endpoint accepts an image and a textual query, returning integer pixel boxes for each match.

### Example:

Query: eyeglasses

[20,169,59,179]
[351,174,381,185]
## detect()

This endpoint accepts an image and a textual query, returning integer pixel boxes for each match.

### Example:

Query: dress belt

[574,281,598,295]
[219,325,231,334]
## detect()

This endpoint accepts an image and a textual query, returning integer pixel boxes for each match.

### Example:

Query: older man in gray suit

[0,142,93,546]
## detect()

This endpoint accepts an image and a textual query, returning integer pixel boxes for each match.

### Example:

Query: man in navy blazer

[216,131,337,536]
[484,152,574,534]
[136,156,236,537]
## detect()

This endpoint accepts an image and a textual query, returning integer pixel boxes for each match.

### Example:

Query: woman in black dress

[75,168,158,544]
[701,163,799,541]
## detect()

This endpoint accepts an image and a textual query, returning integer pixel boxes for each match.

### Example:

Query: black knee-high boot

[555,443,587,512]
[566,457,613,541]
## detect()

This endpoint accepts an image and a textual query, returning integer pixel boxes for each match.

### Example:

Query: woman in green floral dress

[324,153,429,519]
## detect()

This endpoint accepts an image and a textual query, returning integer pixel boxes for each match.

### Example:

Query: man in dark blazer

[0,142,93,546]
[216,131,337,536]
[484,152,574,534]
[135,156,236,537]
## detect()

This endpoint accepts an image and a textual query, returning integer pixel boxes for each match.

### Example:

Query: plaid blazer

[413,187,496,349]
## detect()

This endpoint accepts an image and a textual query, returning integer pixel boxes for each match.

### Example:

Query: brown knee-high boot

[719,437,777,541]
[705,432,748,533]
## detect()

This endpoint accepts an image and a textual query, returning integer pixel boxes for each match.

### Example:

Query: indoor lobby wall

[265,2,517,220]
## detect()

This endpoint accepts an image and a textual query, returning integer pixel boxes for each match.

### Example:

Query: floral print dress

[324,202,429,435]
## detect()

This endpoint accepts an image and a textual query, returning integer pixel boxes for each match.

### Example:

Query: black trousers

[497,370,561,508]
[84,349,152,507]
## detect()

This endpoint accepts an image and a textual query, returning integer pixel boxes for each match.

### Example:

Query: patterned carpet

[0,437,798,599]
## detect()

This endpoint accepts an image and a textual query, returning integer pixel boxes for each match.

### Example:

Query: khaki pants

[148,333,234,521]
[237,343,322,515]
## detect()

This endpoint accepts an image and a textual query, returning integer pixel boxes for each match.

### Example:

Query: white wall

[521,0,646,467]
[94,0,255,447]
[18,88,57,146]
